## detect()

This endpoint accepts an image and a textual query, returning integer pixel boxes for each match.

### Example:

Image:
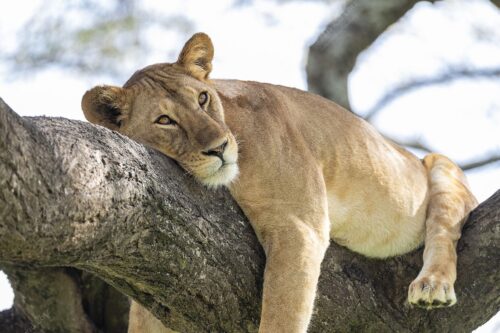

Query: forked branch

[0,99,498,332]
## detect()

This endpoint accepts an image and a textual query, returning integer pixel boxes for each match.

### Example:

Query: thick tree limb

[306,0,426,110]
[0,98,499,332]
[0,98,264,333]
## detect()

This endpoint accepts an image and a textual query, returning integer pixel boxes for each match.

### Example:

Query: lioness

[82,33,478,333]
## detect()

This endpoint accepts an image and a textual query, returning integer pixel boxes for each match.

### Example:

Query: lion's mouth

[201,161,239,187]
[211,161,237,177]
[179,142,238,187]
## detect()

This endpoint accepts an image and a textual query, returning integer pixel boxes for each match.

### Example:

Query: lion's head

[81,33,238,187]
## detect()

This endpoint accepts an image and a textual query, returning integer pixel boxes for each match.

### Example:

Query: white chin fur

[200,163,239,188]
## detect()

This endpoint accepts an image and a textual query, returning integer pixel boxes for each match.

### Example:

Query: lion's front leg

[229,155,331,332]
[254,214,330,333]
[408,154,478,309]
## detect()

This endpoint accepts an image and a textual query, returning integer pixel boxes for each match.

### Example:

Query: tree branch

[0,98,499,332]
[460,154,500,171]
[363,67,500,122]
[383,133,500,171]
[306,0,426,110]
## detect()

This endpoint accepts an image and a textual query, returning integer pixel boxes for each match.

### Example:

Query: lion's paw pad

[408,275,456,309]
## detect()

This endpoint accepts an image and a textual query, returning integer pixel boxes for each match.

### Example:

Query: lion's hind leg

[408,153,478,309]
[128,300,176,333]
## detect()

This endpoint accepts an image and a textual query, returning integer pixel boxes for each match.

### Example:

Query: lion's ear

[177,32,214,81]
[81,85,128,131]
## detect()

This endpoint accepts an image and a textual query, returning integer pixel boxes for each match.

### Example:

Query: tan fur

[82,33,478,333]
[129,301,178,333]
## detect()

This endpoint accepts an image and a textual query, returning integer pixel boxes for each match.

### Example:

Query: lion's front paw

[408,274,456,309]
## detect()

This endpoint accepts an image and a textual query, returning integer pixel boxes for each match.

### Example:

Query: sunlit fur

[82,33,478,333]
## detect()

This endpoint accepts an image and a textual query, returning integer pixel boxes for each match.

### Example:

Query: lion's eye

[198,92,209,107]
[155,115,176,126]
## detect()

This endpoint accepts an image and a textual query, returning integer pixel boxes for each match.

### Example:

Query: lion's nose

[202,140,228,161]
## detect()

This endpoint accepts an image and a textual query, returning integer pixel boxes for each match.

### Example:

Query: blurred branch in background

[306,0,428,110]
[0,0,193,79]
[384,132,500,171]
[363,67,500,123]
[385,135,434,153]
[376,65,500,171]
[460,153,500,171]
[367,65,500,170]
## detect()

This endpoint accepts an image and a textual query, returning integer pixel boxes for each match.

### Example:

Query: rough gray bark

[306,0,428,110]
[0,307,36,333]
[0,98,499,332]
[0,307,37,333]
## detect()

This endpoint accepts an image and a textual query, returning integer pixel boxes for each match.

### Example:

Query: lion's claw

[408,275,456,309]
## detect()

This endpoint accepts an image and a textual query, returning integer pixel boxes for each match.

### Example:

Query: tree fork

[0,98,498,332]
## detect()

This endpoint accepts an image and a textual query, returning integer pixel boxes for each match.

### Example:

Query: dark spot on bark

[164,306,171,316]
[344,263,369,284]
